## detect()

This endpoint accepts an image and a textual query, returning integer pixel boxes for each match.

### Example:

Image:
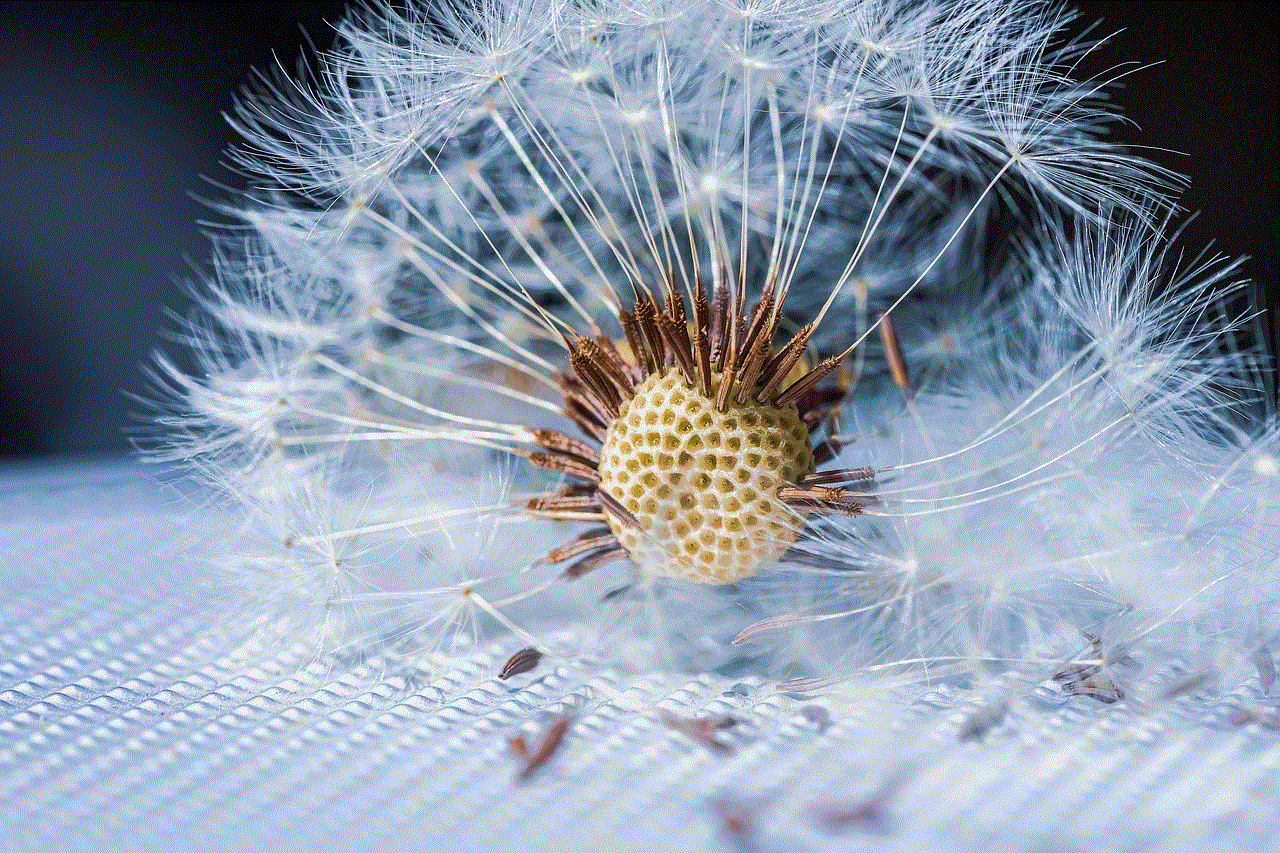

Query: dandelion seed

[877,312,911,401]
[711,797,756,841]
[1227,708,1280,732]
[1153,672,1216,702]
[513,714,573,782]
[1052,632,1132,703]
[498,646,543,679]
[660,712,740,754]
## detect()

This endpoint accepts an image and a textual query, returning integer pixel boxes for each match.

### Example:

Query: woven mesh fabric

[2,459,1277,853]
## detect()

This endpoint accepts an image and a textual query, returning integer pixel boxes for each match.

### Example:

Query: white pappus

[153,0,1277,693]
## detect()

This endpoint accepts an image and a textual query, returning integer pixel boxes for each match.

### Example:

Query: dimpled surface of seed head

[598,368,815,583]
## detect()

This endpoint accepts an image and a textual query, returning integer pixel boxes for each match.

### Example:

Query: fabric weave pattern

[1,461,1276,852]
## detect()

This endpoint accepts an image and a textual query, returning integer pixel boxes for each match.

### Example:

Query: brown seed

[779,484,865,516]
[562,545,627,579]
[498,646,543,680]
[569,347,623,415]
[660,712,739,754]
[526,451,600,483]
[529,428,600,464]
[1053,663,1125,703]
[618,308,652,374]
[544,527,616,564]
[1053,633,1129,703]
[755,323,815,403]
[634,295,669,371]
[1228,707,1280,729]
[525,491,603,517]
[877,311,911,400]
[709,282,730,362]
[596,489,641,530]
[711,798,755,840]
[1155,672,1215,701]
[776,354,841,406]
[515,715,573,782]
[656,310,697,387]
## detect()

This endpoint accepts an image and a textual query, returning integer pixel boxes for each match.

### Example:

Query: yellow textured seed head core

[598,368,815,583]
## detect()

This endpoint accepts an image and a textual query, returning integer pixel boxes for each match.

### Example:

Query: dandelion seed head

[153,0,1278,688]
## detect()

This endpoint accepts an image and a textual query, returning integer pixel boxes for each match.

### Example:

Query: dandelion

[157,0,1277,689]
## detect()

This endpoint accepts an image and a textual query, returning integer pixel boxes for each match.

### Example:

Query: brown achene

[519,274,875,583]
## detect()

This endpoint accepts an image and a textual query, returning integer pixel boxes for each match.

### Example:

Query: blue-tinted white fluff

[154,0,1277,692]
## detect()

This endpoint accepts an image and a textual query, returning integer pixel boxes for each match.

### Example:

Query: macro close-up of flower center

[528,279,863,583]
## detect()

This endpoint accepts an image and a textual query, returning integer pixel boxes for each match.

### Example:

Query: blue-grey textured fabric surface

[2,460,1277,852]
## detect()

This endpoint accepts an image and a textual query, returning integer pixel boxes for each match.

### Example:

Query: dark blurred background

[0,1,1276,459]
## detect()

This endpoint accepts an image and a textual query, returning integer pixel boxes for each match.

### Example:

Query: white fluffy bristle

[152,0,1277,695]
